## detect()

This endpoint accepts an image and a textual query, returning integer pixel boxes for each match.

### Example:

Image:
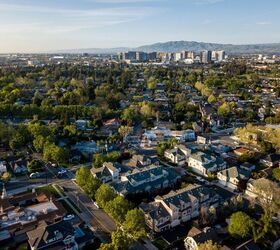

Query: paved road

[58,180,116,239]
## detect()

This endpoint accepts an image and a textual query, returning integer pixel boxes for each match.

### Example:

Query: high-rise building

[148,52,157,61]
[200,50,212,64]
[174,52,182,61]
[212,50,225,62]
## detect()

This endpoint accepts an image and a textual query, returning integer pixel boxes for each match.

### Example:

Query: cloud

[0,2,161,34]
[256,21,271,25]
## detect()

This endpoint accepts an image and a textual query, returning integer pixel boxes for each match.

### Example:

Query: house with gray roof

[140,185,220,232]
[188,151,227,176]
[91,162,128,183]
[217,166,251,191]
[110,165,180,197]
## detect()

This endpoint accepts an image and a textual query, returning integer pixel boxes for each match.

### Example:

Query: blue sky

[0,0,279,52]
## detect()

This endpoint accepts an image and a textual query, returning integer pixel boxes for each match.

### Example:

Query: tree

[76,166,101,198]
[198,240,221,250]
[123,208,146,240]
[147,77,156,90]
[99,230,131,250]
[43,143,69,164]
[273,168,280,182]
[228,212,253,239]
[217,102,230,117]
[105,196,132,224]
[1,172,11,182]
[95,184,117,208]
[252,178,280,215]
[207,94,216,104]
[28,160,43,173]
[92,153,106,168]
[252,211,279,243]
[118,126,133,141]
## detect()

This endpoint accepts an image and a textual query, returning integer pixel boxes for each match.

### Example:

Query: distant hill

[57,41,280,54]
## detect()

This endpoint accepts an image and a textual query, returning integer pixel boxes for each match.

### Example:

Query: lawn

[36,184,60,198]
[153,237,169,250]
[60,198,82,213]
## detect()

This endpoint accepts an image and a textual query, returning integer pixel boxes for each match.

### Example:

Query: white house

[188,151,227,176]
[0,161,7,174]
[217,166,251,191]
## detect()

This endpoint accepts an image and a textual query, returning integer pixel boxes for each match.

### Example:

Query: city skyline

[0,0,280,53]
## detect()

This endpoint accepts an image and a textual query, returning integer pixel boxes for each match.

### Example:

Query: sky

[0,0,279,52]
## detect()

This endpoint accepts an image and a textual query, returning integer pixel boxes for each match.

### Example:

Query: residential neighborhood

[0,33,280,250]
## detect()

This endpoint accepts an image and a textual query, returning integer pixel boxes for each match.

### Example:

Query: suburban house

[245,178,269,199]
[260,153,280,167]
[217,166,251,190]
[188,151,227,176]
[164,147,186,166]
[71,141,99,158]
[10,159,28,174]
[139,185,220,232]
[168,130,196,142]
[123,154,152,168]
[184,227,220,250]
[0,161,7,174]
[91,162,126,183]
[27,220,94,250]
[240,162,256,172]
[75,119,89,131]
[110,165,181,197]
[164,144,192,166]
[0,186,66,245]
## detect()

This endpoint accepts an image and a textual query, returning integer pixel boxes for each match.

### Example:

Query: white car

[29,172,41,179]
[63,214,75,221]
[94,202,99,209]
[58,169,67,175]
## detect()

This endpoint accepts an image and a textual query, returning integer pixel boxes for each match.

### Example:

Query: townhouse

[140,185,220,232]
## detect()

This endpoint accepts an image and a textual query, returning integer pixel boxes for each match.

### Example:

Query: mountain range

[57,41,280,54]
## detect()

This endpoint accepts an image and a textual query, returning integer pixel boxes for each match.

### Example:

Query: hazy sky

[0,0,279,52]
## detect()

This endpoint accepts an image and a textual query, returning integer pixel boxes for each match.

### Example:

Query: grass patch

[36,184,60,198]
[60,199,75,214]
[60,198,81,213]
[17,242,29,250]
[153,237,169,250]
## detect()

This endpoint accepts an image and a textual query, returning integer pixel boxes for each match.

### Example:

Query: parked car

[63,214,75,221]
[58,169,67,175]
[94,202,99,209]
[29,172,41,179]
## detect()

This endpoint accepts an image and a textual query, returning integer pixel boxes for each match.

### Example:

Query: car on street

[63,214,75,221]
[94,202,99,209]
[29,172,41,179]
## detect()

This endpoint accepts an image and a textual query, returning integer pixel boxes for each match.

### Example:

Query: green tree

[207,94,216,104]
[105,196,132,224]
[273,168,280,182]
[92,153,106,168]
[198,240,222,250]
[118,126,133,141]
[123,208,146,240]
[1,172,11,182]
[228,212,253,239]
[95,184,117,208]
[147,77,156,90]
[43,143,69,164]
[99,230,131,250]
[218,102,230,117]
[76,166,101,198]
[28,160,43,173]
